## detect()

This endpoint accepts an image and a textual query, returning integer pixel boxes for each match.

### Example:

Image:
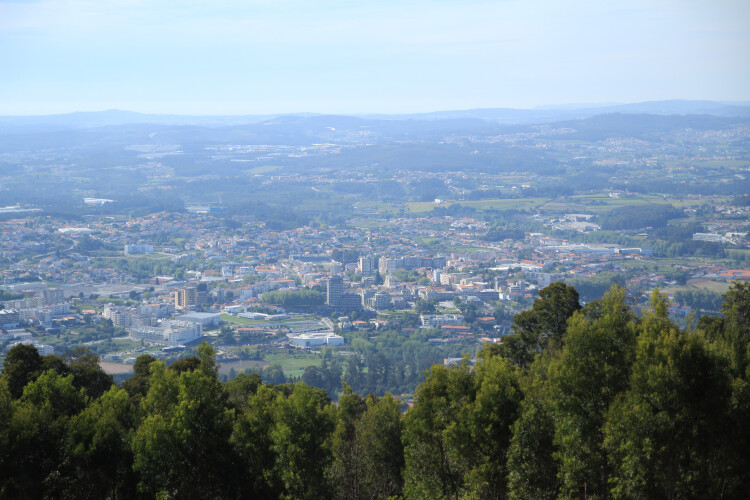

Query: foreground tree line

[1,282,749,499]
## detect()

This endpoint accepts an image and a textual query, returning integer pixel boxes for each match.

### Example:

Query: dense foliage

[599,204,683,230]
[2,282,749,499]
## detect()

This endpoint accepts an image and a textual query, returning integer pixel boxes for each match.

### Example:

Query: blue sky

[1,0,748,115]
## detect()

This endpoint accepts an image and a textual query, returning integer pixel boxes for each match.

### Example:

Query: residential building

[358,255,375,276]
[326,276,343,306]
[174,287,198,309]
[290,332,344,348]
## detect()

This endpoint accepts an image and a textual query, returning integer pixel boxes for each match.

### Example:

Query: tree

[122,354,157,398]
[67,346,113,399]
[65,387,138,499]
[1,371,86,498]
[403,362,475,499]
[507,382,559,500]
[168,356,201,374]
[224,372,262,411]
[453,356,522,500]
[132,344,240,499]
[217,327,236,345]
[261,364,286,385]
[354,394,405,498]
[2,343,43,398]
[271,383,335,499]
[513,282,581,353]
[232,384,283,498]
[329,385,368,499]
[547,285,636,499]
[330,387,404,499]
[495,282,581,369]
[721,281,750,374]
[604,291,738,499]
[414,298,436,315]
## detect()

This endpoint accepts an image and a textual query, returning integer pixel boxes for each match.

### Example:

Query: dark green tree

[232,384,283,498]
[1,371,86,498]
[450,356,522,500]
[67,346,113,399]
[65,386,138,499]
[329,387,404,499]
[548,285,636,499]
[122,354,157,398]
[2,344,43,398]
[132,344,240,498]
[507,380,559,500]
[403,362,475,499]
[271,383,335,499]
[495,282,581,369]
[604,292,737,498]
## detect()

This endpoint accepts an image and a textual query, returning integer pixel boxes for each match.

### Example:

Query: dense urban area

[1,104,750,497]
[2,106,749,391]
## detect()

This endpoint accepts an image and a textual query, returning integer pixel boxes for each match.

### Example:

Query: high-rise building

[174,287,198,310]
[326,276,343,306]
[43,288,65,305]
[378,255,446,273]
[373,292,391,310]
[358,255,375,276]
[330,261,344,275]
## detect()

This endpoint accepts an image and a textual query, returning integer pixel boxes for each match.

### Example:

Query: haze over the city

[1,0,749,115]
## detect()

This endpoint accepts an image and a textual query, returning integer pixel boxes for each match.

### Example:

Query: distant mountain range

[1,100,749,132]
[365,100,750,123]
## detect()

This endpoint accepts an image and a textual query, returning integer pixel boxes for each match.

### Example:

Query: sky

[1,0,749,115]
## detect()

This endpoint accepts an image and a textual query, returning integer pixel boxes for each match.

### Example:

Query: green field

[401,193,721,215]
[221,313,320,326]
[406,198,545,213]
[221,313,263,325]
[265,352,321,378]
[217,359,269,376]
[244,165,281,174]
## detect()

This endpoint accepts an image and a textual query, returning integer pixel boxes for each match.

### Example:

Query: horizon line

[2,99,750,119]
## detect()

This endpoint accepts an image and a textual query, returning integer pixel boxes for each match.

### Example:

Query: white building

[129,319,202,345]
[290,332,344,348]
[693,233,725,243]
[420,314,465,327]
[166,320,203,344]
[175,312,222,328]
[6,339,54,356]
[330,261,344,275]
[103,304,131,327]
[124,244,154,255]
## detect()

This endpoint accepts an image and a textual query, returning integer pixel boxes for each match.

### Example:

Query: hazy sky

[1,0,748,115]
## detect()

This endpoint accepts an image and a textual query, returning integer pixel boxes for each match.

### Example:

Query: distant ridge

[0,100,749,132]
[363,100,750,123]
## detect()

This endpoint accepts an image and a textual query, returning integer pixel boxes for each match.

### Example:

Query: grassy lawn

[455,198,546,210]
[96,338,143,354]
[221,313,263,325]
[406,198,545,213]
[217,359,269,376]
[265,352,322,378]
[221,313,321,326]
[690,280,732,295]
[407,201,450,213]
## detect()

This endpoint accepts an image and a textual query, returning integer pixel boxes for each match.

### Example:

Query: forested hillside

[2,282,749,499]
